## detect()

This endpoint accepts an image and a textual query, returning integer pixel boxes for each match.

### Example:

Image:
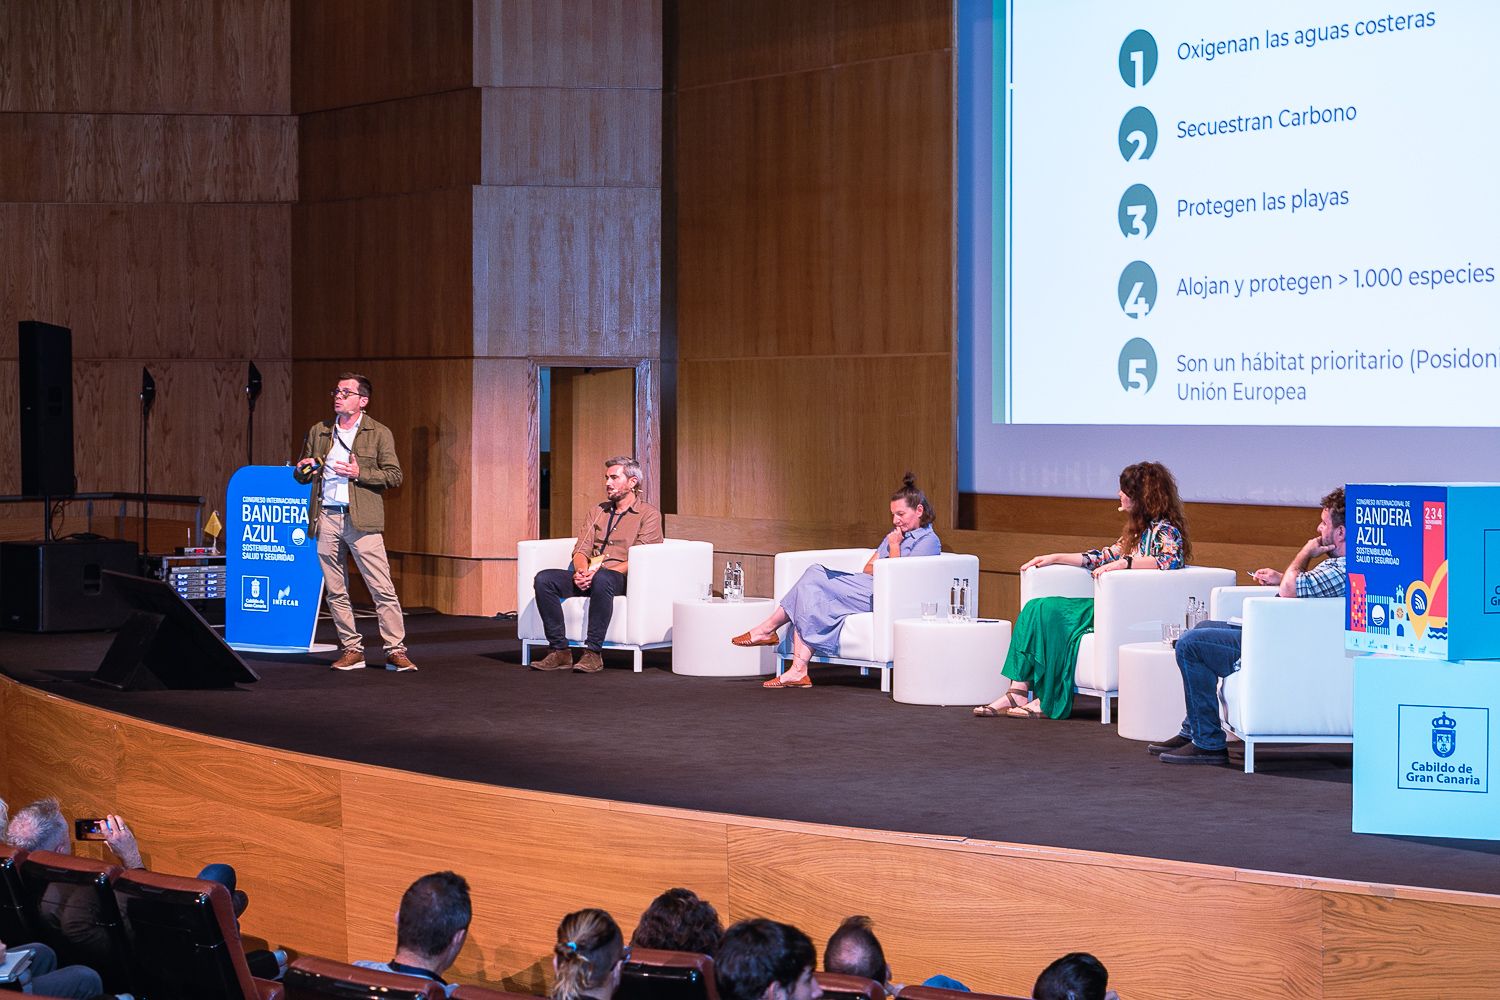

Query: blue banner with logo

[226,465,324,652]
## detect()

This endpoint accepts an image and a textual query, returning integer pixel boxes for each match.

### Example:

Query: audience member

[975,460,1190,719]
[552,908,625,1000]
[0,938,105,998]
[734,474,942,689]
[822,916,895,992]
[716,919,822,1000]
[5,801,142,870]
[1155,485,1347,765]
[354,871,471,997]
[532,456,664,674]
[629,888,722,956]
[1031,952,1115,1000]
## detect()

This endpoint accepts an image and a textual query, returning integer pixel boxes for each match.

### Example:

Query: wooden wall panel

[9,680,1499,1000]
[0,203,290,360]
[0,113,296,203]
[290,0,472,113]
[299,90,482,202]
[550,368,636,539]
[676,355,951,524]
[677,1,836,89]
[0,0,290,114]
[473,0,663,89]
[473,186,661,360]
[727,827,1323,1000]
[291,190,473,360]
[481,87,661,188]
[472,358,541,554]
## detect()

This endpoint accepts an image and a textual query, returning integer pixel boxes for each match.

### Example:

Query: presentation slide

[958,1,1500,501]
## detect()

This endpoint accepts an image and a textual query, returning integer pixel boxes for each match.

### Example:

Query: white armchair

[1211,585,1353,773]
[772,548,981,693]
[516,538,714,671]
[1021,564,1237,723]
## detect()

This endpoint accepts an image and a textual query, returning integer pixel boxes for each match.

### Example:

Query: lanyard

[596,506,629,556]
[331,427,356,459]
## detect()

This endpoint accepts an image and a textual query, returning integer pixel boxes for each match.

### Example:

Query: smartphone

[74,818,108,841]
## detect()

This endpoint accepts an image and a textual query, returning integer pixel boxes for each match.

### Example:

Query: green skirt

[1001,596,1095,719]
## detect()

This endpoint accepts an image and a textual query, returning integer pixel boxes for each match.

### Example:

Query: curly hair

[553,908,624,1000]
[1118,461,1191,562]
[630,888,723,956]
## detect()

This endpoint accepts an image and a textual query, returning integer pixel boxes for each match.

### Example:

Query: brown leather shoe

[573,650,604,674]
[331,649,366,671]
[385,651,418,672]
[532,648,574,671]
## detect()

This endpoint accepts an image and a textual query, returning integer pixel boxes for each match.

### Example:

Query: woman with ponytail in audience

[552,908,627,1000]
[731,473,942,689]
[973,460,1190,720]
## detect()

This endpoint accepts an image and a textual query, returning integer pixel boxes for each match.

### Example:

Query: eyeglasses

[330,389,365,399]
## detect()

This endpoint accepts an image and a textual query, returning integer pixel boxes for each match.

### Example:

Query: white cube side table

[1117,640,1188,741]
[892,618,1012,706]
[671,597,777,677]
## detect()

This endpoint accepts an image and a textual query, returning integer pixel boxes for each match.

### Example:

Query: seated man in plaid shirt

[1153,486,1347,766]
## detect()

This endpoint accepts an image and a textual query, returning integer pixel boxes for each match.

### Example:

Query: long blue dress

[780,525,941,655]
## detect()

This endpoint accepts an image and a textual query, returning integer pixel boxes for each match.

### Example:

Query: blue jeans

[15,941,103,998]
[1174,621,1242,751]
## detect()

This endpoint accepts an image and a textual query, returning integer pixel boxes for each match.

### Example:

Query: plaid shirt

[1295,554,1346,598]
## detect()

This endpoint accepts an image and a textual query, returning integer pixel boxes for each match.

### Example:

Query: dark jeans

[534,568,627,651]
[8,942,103,998]
[1174,620,1243,751]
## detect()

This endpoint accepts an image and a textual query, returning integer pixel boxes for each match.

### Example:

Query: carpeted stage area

[3,612,1496,895]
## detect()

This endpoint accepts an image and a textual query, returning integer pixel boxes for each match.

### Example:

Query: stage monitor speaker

[0,538,139,632]
[18,320,75,497]
[93,571,259,690]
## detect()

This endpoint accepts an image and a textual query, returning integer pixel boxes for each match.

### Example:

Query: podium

[225,465,327,652]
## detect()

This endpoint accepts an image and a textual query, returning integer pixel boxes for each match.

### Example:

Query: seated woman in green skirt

[974,460,1192,720]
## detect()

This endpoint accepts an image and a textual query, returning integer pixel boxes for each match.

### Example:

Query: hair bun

[902,471,917,490]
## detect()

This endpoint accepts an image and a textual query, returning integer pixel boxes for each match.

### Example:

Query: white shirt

[321,415,362,506]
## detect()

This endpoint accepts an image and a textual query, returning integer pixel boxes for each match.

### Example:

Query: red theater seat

[111,868,283,1000]
[17,849,132,992]
[617,948,720,1000]
[815,972,887,1000]
[898,986,1030,1000]
[452,986,542,1000]
[0,844,35,943]
[283,956,446,1000]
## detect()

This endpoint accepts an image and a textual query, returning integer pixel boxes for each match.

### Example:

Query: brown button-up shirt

[571,496,664,573]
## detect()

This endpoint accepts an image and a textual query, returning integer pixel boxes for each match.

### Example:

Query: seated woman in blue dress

[731,474,942,689]
[973,460,1191,719]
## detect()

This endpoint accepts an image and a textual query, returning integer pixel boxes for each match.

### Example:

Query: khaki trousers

[318,510,406,654]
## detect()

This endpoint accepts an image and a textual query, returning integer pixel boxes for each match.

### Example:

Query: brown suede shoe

[385,651,418,672]
[532,648,574,671]
[330,649,366,671]
[573,650,604,674]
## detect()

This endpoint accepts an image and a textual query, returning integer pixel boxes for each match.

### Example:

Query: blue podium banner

[226,465,324,652]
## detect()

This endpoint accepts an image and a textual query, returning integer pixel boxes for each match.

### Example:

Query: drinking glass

[920,601,939,620]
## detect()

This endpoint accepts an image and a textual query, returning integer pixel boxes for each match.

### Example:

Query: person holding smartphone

[731,473,941,689]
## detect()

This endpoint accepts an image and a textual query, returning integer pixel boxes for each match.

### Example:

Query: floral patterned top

[1081,519,1185,571]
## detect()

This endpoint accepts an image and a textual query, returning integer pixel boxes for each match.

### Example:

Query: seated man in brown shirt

[532,455,664,674]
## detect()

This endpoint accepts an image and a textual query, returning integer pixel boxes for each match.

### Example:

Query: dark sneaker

[1160,743,1230,765]
[331,649,366,671]
[532,648,574,671]
[386,651,418,672]
[574,650,605,674]
[1147,734,1193,755]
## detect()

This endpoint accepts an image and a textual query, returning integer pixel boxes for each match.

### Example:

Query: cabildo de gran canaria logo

[1432,711,1457,758]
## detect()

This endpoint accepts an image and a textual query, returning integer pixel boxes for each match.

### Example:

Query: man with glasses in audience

[296,372,415,672]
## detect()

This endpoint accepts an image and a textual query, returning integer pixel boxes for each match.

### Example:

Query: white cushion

[836,612,877,662]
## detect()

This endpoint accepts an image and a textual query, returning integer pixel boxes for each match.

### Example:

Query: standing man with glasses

[531,456,663,673]
[295,372,416,671]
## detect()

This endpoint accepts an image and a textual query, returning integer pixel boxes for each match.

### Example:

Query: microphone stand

[245,362,262,466]
[140,367,156,558]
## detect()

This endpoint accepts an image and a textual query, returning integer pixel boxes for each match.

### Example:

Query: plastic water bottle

[960,577,972,621]
[723,561,736,601]
[949,578,961,621]
[731,561,745,602]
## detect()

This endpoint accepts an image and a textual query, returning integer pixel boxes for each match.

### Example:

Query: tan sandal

[973,689,1028,717]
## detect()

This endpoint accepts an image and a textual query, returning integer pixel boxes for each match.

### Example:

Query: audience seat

[617,947,719,1000]
[898,985,1029,1000]
[283,956,445,1000]
[451,986,540,1000]
[1021,563,1236,722]
[0,845,34,944]
[815,972,886,1000]
[772,548,982,693]
[111,868,284,1000]
[16,849,133,992]
[1211,585,1354,773]
[516,538,714,671]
